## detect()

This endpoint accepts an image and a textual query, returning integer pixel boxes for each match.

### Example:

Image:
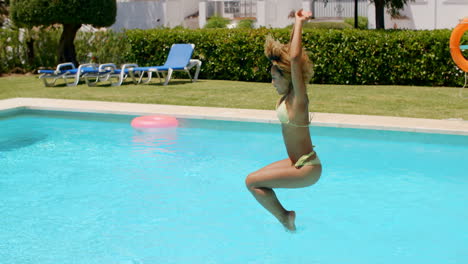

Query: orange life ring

[450,18,468,72]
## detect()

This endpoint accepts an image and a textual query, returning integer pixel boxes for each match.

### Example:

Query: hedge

[124,28,271,82]
[0,28,60,73]
[344,16,368,29]
[0,27,130,74]
[1,27,466,86]
[125,28,467,86]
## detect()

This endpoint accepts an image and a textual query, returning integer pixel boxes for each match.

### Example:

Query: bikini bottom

[295,150,321,168]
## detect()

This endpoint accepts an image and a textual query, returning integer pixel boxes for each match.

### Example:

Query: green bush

[2,27,467,87]
[0,29,23,74]
[204,15,230,29]
[0,27,129,74]
[75,30,131,65]
[124,28,466,86]
[304,21,352,30]
[0,27,61,74]
[237,19,255,29]
[286,21,352,30]
[305,29,465,86]
[344,16,368,29]
[125,28,273,82]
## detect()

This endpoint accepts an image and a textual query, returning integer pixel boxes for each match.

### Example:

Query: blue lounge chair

[83,63,139,86]
[37,63,97,87]
[131,44,202,85]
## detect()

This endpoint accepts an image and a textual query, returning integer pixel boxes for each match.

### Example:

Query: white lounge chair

[83,63,139,86]
[37,63,97,87]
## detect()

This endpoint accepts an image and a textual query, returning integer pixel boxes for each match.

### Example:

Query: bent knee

[306,166,322,186]
[245,172,259,190]
[307,173,320,186]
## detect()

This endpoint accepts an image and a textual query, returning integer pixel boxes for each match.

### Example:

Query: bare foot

[282,211,296,232]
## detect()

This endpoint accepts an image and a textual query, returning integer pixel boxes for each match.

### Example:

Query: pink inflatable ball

[131,115,179,130]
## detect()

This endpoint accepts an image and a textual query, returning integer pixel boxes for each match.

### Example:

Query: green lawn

[0,75,467,120]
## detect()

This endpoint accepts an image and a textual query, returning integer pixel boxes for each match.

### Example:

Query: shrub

[0,27,61,74]
[2,27,466,86]
[204,15,230,29]
[75,30,131,65]
[237,19,255,29]
[0,29,23,74]
[287,21,352,30]
[124,28,467,86]
[0,27,129,74]
[304,21,353,29]
[344,16,368,29]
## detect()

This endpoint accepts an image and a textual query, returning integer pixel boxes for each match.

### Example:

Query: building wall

[111,0,199,31]
[112,0,467,30]
[111,0,165,31]
[165,0,200,28]
[367,0,468,29]
[257,0,303,28]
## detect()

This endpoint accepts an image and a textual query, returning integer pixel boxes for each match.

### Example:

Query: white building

[110,0,468,31]
[110,0,199,30]
[368,0,468,29]
[199,0,307,28]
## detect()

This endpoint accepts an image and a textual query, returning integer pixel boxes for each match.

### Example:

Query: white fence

[312,0,368,19]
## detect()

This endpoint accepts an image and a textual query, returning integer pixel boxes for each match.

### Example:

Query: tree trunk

[58,23,81,67]
[374,0,385,29]
[354,0,358,28]
[26,38,34,66]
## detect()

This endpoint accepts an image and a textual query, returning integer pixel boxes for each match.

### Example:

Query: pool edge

[1,97,467,135]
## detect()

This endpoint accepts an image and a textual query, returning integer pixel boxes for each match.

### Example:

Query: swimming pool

[1,109,467,264]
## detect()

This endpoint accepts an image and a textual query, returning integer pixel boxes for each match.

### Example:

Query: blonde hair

[264,35,313,85]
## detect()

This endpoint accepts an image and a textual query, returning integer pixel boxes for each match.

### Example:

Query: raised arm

[290,9,312,98]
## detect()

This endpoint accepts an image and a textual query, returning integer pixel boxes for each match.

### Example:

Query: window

[224,1,240,14]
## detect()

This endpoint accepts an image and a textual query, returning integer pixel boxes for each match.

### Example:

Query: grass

[0,75,467,120]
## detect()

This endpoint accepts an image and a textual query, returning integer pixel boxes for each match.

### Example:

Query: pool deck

[1,97,468,135]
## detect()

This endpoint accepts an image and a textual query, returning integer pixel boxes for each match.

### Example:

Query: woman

[245,9,322,232]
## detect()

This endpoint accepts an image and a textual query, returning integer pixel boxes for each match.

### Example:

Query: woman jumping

[245,9,322,232]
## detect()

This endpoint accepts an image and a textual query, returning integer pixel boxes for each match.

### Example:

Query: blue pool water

[1,110,467,264]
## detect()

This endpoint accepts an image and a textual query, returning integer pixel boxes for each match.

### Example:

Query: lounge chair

[83,63,139,86]
[37,63,97,87]
[131,43,202,85]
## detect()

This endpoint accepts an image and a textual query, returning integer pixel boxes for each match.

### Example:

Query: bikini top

[276,100,311,127]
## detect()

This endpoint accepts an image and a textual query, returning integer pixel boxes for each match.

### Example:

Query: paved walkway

[1,97,467,135]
